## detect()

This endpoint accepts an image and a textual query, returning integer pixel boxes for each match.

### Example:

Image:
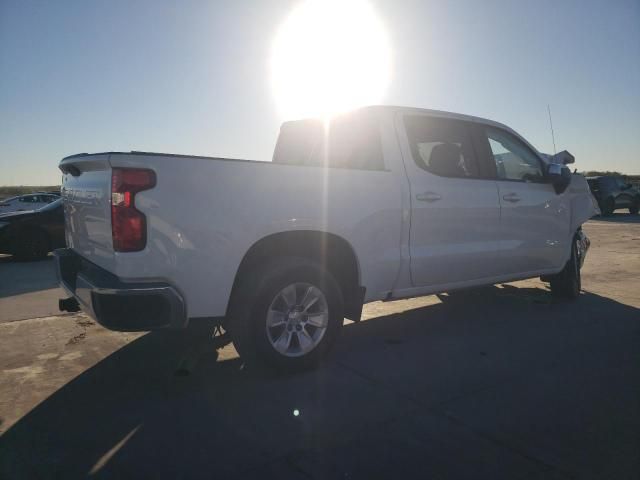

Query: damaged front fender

[566,174,600,233]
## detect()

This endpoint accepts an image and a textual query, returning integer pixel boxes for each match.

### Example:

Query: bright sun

[271,0,391,120]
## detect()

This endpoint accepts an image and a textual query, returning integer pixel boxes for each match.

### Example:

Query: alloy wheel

[265,282,329,357]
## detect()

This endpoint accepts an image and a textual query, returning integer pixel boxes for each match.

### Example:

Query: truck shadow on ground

[0,255,59,298]
[1,286,639,479]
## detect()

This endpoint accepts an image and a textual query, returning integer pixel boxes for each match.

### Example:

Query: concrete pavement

[0,216,638,479]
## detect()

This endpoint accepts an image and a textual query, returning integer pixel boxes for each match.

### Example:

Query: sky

[0,0,639,185]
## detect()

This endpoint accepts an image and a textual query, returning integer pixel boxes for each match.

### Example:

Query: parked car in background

[55,106,597,370]
[34,191,61,196]
[586,176,640,216]
[0,193,60,214]
[0,198,65,260]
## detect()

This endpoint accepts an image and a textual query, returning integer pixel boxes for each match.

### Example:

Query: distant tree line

[580,171,623,177]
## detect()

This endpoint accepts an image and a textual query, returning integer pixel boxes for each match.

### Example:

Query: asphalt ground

[0,214,638,479]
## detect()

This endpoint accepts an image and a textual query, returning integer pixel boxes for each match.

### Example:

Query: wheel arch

[227,230,365,321]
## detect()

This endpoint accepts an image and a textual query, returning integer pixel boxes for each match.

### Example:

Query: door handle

[502,193,521,203]
[416,192,442,202]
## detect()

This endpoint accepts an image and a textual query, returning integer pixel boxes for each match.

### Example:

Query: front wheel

[228,258,344,371]
[629,200,639,215]
[549,235,581,299]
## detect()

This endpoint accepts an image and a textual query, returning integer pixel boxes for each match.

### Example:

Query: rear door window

[403,116,480,178]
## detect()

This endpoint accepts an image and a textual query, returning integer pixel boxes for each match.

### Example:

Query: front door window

[486,128,544,183]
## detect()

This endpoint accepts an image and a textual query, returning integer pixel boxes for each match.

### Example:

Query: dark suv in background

[587,176,640,216]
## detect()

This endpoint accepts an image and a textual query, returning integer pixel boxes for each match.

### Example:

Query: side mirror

[547,163,571,194]
[549,150,575,165]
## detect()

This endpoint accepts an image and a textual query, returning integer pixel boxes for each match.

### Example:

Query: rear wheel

[629,199,639,215]
[599,198,615,217]
[228,258,344,371]
[600,197,615,216]
[549,235,581,299]
[12,229,50,260]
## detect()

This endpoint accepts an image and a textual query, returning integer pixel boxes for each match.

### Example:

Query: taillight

[111,168,156,252]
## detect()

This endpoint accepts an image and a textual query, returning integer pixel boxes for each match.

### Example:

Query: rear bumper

[54,248,187,331]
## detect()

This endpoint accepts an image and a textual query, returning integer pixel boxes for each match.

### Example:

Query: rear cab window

[273,111,384,170]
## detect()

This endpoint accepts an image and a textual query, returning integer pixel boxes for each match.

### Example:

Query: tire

[629,200,639,215]
[12,229,50,261]
[549,235,581,299]
[228,257,344,371]
[600,197,615,217]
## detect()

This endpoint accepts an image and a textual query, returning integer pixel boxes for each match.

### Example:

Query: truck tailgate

[60,154,114,269]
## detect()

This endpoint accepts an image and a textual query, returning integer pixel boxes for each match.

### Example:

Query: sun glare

[271,0,391,120]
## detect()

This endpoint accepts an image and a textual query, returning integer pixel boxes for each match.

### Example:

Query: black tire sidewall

[567,239,581,297]
[550,235,581,299]
[232,258,344,370]
[601,198,615,216]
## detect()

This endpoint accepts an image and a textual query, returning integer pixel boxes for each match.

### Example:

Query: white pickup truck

[55,106,597,369]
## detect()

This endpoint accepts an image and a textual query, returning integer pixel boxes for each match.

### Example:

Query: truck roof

[62,105,521,161]
[280,104,514,132]
[363,105,510,126]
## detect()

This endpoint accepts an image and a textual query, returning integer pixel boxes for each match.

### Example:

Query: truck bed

[59,150,404,319]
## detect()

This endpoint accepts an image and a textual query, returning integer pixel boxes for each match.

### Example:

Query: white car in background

[0,193,60,214]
